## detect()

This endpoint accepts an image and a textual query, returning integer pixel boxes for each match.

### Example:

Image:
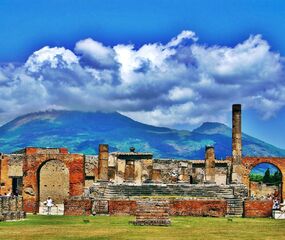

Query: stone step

[90,183,239,200]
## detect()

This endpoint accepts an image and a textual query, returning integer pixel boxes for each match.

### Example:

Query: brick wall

[23,152,85,213]
[108,200,137,215]
[169,199,227,217]
[107,199,227,217]
[64,199,92,216]
[244,200,273,217]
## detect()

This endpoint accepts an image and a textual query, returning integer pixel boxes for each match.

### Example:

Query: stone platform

[272,210,285,219]
[89,183,248,217]
[39,203,64,215]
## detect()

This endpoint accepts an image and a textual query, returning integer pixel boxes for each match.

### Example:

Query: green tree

[273,170,282,184]
[263,168,271,183]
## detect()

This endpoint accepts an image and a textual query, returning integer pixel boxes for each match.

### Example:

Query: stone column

[116,159,126,184]
[231,104,242,183]
[134,160,142,184]
[205,146,215,183]
[98,144,109,181]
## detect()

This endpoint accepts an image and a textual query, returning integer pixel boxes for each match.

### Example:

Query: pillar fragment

[232,104,242,183]
[98,144,109,181]
[205,146,215,183]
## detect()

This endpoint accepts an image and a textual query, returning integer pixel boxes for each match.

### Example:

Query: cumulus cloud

[0,31,284,128]
[75,38,116,68]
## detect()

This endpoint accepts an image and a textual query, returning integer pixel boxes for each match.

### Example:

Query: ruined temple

[0,104,283,218]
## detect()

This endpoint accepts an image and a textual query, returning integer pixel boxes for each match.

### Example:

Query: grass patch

[0,215,285,240]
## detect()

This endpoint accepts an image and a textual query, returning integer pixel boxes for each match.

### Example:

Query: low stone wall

[64,198,92,216]
[244,200,273,218]
[0,196,26,221]
[108,200,137,215]
[169,199,227,217]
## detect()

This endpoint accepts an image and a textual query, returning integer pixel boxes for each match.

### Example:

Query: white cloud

[167,30,198,47]
[0,31,284,129]
[25,46,78,72]
[75,38,116,68]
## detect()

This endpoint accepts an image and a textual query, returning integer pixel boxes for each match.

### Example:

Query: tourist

[273,198,280,210]
[46,197,53,215]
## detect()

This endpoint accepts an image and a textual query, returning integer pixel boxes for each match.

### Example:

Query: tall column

[205,146,215,183]
[98,144,109,181]
[231,104,242,183]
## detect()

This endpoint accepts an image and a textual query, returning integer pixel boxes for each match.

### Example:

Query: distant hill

[0,110,284,159]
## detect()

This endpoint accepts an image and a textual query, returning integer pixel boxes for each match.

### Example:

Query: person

[46,197,53,215]
[6,190,12,197]
[272,198,280,210]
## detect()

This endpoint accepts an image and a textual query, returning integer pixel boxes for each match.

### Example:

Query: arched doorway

[249,163,282,200]
[38,160,69,214]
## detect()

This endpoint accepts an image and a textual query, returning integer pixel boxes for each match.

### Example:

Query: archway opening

[38,160,69,214]
[249,163,282,200]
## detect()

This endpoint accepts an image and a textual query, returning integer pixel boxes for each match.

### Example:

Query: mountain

[0,110,284,159]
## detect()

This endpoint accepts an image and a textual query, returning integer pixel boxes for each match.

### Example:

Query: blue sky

[251,163,280,175]
[0,0,285,148]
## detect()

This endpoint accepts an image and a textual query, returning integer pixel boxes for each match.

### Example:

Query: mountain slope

[0,110,284,159]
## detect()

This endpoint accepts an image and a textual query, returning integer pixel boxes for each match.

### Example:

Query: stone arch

[37,159,69,204]
[248,162,282,199]
[242,157,285,200]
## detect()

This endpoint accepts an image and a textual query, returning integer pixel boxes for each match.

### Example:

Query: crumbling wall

[64,198,92,216]
[215,165,228,185]
[169,199,227,217]
[84,155,98,187]
[0,196,26,221]
[8,154,24,177]
[22,149,85,213]
[250,182,277,199]
[0,155,13,195]
[39,160,69,203]
[141,159,153,182]
[153,159,192,183]
[192,164,205,184]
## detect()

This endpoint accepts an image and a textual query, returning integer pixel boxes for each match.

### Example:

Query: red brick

[244,200,273,218]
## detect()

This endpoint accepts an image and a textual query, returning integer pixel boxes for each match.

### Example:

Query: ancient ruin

[0,196,25,221]
[0,104,283,218]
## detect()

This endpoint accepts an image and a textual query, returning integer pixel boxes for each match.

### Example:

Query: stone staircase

[89,183,248,217]
[90,183,236,199]
[226,198,244,217]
